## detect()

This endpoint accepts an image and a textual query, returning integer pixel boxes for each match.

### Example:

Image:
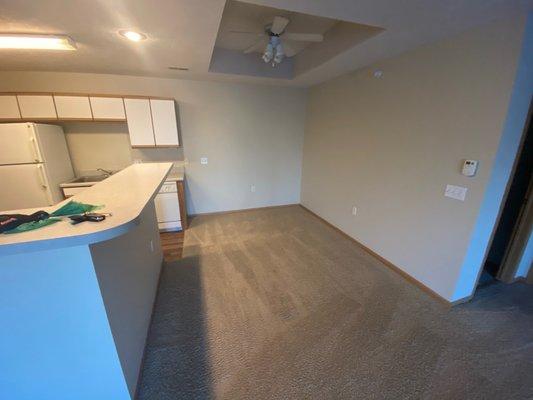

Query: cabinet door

[0,95,21,119]
[124,98,155,146]
[90,97,126,120]
[154,192,181,223]
[150,99,179,146]
[17,95,57,119]
[54,95,92,119]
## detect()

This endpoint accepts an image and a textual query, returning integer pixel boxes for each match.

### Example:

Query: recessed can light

[118,30,147,42]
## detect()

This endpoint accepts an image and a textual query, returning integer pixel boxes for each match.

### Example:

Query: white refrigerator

[0,123,74,212]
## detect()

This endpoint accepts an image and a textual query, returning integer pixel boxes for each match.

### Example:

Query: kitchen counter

[59,175,110,188]
[165,165,185,182]
[0,162,172,400]
[0,162,173,256]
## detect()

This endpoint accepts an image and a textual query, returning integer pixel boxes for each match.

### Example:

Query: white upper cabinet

[17,95,57,119]
[89,97,126,120]
[150,99,179,146]
[54,95,92,119]
[0,95,21,119]
[3,93,179,147]
[124,98,155,146]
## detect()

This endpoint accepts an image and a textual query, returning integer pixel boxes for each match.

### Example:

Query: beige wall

[60,122,133,176]
[0,72,307,214]
[300,16,526,301]
[58,122,184,176]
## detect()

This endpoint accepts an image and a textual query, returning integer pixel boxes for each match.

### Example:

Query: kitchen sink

[69,175,109,183]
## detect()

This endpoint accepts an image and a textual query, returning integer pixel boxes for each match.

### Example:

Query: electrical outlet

[352,206,357,216]
[251,185,256,193]
[200,157,208,165]
[133,159,143,164]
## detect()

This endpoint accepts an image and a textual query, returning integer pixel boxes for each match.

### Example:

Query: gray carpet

[137,205,533,400]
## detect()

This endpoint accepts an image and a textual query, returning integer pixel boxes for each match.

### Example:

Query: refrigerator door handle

[37,164,48,189]
[37,164,54,205]
[29,136,41,162]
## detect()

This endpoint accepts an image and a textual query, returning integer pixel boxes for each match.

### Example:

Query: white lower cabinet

[154,182,181,231]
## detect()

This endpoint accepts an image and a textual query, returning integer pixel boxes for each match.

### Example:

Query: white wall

[300,16,528,301]
[0,72,307,214]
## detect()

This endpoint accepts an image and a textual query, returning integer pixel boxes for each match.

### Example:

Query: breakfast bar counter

[0,163,173,400]
[0,162,173,256]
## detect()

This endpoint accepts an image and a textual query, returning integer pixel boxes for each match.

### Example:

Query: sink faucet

[96,168,113,176]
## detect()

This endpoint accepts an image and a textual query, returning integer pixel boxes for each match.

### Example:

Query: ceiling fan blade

[244,37,268,54]
[283,32,324,42]
[282,41,297,57]
[271,16,289,35]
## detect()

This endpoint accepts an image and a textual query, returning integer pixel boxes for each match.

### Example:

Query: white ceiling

[0,0,226,77]
[0,0,531,87]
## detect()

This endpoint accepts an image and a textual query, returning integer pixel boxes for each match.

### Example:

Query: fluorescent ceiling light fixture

[119,30,147,42]
[0,34,77,50]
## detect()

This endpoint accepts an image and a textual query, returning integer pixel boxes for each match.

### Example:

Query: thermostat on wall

[462,160,478,177]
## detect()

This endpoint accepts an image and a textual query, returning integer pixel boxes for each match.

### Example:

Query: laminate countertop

[0,162,173,256]
[164,167,184,182]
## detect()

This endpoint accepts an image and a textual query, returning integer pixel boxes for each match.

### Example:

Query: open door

[481,102,532,284]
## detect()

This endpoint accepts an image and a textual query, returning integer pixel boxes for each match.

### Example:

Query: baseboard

[189,203,299,218]
[450,294,474,306]
[299,204,452,306]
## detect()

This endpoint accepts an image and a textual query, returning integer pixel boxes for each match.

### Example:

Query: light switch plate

[445,184,467,201]
[200,157,208,165]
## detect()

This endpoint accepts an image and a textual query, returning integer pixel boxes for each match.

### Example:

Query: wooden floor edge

[298,204,453,307]
[189,203,299,218]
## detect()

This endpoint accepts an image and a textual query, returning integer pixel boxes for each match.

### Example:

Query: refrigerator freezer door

[0,123,42,165]
[0,164,53,211]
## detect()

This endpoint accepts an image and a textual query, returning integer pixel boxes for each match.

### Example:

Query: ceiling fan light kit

[233,15,324,67]
[263,36,284,65]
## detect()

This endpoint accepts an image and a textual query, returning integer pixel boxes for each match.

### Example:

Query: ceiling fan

[230,16,324,66]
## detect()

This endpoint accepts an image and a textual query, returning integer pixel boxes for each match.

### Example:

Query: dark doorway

[482,104,533,282]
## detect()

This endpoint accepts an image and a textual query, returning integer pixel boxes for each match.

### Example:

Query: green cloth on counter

[3,218,61,234]
[2,201,103,234]
[51,201,102,217]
